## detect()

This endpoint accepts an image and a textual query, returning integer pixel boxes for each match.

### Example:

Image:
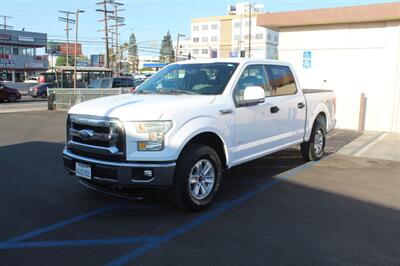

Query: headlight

[135,121,172,151]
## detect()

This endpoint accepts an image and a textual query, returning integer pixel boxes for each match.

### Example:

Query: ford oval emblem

[79,129,95,140]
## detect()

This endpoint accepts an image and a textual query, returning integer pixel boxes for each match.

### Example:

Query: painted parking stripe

[0,236,156,250]
[3,205,115,244]
[106,158,324,266]
[354,133,387,157]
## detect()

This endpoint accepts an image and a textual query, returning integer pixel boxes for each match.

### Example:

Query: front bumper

[63,149,176,189]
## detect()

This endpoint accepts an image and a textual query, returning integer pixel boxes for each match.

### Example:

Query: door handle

[270,106,280,113]
[298,102,305,109]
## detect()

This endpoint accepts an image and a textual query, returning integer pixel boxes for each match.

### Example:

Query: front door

[232,64,281,165]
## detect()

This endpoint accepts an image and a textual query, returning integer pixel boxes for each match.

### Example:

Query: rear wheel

[40,91,47,98]
[301,117,326,161]
[169,144,222,211]
[7,94,17,103]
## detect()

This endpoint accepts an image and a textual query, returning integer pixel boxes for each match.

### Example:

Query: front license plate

[75,162,91,180]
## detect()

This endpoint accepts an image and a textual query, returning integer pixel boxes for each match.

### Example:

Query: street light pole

[74,9,84,89]
[176,33,185,62]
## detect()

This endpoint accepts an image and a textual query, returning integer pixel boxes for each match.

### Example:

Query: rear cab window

[266,65,297,96]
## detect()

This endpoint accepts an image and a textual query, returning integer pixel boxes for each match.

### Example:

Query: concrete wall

[278,21,400,132]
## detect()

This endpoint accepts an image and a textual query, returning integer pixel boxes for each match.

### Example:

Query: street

[0,96,47,114]
[1,111,399,265]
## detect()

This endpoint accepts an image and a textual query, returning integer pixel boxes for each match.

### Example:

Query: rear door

[266,64,306,145]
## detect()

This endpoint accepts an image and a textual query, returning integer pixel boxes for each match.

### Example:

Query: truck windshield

[135,63,239,95]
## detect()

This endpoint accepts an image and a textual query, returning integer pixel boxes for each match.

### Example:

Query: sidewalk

[338,131,400,162]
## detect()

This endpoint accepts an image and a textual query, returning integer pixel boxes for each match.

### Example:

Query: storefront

[0,29,48,82]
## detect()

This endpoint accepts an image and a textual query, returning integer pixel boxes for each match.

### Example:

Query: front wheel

[169,144,222,211]
[301,121,326,161]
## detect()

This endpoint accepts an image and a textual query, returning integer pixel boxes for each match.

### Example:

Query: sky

[0,0,397,56]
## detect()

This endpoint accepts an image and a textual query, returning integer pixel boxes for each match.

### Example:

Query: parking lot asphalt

[1,111,400,266]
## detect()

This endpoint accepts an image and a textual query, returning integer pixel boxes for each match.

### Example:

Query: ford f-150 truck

[63,59,336,211]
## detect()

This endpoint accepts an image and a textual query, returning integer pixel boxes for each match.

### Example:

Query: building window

[12,47,19,55]
[202,25,208,31]
[193,25,199,31]
[211,36,218,42]
[267,33,271,41]
[4,45,11,55]
[202,37,208,42]
[193,49,199,55]
[193,37,199,43]
[202,49,208,54]
[234,21,241,28]
[274,35,279,43]
[255,33,263,40]
[211,24,218,30]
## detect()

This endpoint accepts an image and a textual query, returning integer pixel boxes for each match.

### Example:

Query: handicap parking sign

[303,51,312,69]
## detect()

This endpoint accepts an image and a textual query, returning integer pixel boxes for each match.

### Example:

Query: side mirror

[242,86,265,106]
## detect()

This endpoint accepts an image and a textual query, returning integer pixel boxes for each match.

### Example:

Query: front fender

[167,116,232,164]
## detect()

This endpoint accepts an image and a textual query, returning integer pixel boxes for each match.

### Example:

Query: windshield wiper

[134,90,155,95]
[156,89,199,95]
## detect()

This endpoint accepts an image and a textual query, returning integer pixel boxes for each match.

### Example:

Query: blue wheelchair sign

[303,51,312,69]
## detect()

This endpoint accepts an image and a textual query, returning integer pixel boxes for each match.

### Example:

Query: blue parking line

[0,236,156,250]
[106,159,321,266]
[3,205,116,244]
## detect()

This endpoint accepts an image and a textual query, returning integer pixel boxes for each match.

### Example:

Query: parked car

[28,83,55,98]
[0,83,22,102]
[24,77,39,83]
[63,59,336,211]
[87,77,134,89]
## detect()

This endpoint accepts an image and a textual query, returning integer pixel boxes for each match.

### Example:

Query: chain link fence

[47,88,132,111]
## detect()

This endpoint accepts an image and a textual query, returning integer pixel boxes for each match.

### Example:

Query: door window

[100,79,111,88]
[234,65,272,104]
[267,65,297,96]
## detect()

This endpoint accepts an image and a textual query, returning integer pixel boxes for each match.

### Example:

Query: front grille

[67,115,125,158]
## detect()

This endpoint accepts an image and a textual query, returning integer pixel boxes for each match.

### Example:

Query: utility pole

[96,0,113,69]
[58,11,75,66]
[108,1,125,76]
[248,3,252,58]
[73,9,85,89]
[176,33,185,62]
[0,15,13,30]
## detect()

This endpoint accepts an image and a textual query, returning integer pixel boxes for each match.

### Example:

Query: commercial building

[191,2,278,59]
[0,29,48,82]
[257,2,400,133]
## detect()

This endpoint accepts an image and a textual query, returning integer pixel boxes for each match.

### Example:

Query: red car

[0,83,22,103]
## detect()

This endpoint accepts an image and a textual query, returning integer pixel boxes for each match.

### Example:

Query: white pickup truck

[63,59,336,211]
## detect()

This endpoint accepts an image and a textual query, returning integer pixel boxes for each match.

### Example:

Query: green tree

[55,56,74,66]
[159,31,175,63]
[128,33,139,72]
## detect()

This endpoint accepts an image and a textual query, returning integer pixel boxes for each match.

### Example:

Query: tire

[40,91,47,98]
[7,94,17,103]
[301,117,326,161]
[169,144,222,211]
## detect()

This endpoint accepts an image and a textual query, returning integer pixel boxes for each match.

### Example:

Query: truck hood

[68,94,216,121]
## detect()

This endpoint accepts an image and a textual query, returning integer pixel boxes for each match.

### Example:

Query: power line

[0,15,13,30]
[96,0,114,69]
[58,11,75,66]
